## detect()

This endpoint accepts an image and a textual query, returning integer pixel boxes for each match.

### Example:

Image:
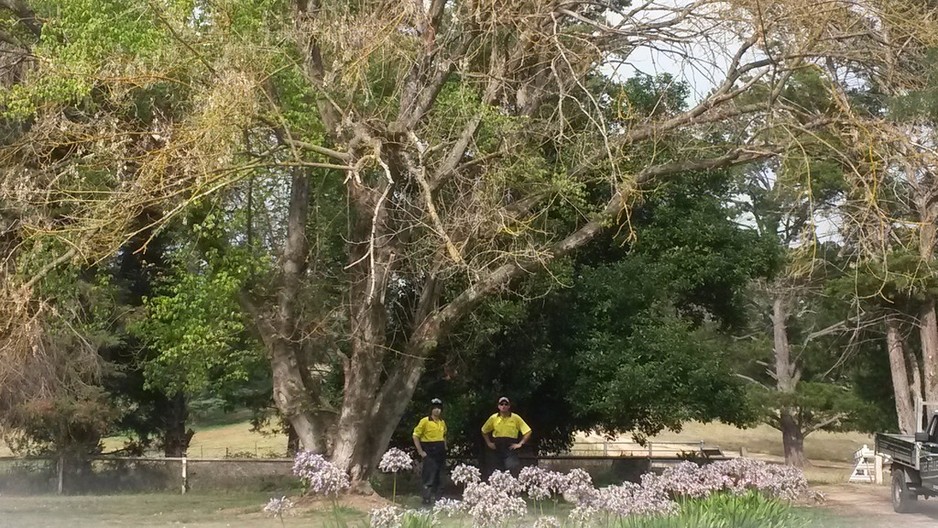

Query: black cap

[498,396,510,405]
[430,398,443,407]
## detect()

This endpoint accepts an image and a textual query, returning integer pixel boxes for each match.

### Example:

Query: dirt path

[815,483,938,527]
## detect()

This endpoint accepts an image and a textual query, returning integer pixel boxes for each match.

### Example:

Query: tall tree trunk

[245,169,330,454]
[780,409,806,468]
[908,343,924,431]
[772,295,805,467]
[886,313,916,434]
[918,204,938,403]
[162,393,193,457]
[330,186,395,486]
[920,298,938,403]
[286,423,300,456]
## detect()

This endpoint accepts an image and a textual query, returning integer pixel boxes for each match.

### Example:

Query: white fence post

[57,454,64,495]
[181,457,188,495]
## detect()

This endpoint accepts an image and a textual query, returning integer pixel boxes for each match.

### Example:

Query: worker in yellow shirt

[413,398,446,505]
[481,396,531,477]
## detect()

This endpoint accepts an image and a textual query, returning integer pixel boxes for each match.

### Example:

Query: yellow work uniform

[481,413,531,438]
[413,417,447,442]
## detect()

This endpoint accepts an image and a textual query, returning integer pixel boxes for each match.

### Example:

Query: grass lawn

[0,492,859,528]
[0,492,379,527]
[650,422,874,463]
[573,421,873,464]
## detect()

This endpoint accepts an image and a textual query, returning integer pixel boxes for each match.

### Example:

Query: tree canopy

[4,0,938,478]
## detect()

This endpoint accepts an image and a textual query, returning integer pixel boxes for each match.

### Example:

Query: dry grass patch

[576,422,873,464]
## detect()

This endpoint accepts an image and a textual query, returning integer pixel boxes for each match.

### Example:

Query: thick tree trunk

[330,186,396,485]
[162,393,193,458]
[244,169,331,454]
[271,340,328,453]
[908,343,924,431]
[771,295,806,467]
[780,409,806,468]
[920,298,938,403]
[331,328,387,485]
[886,313,917,434]
[286,423,300,456]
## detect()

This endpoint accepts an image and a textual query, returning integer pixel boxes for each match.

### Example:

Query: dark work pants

[421,441,445,503]
[487,437,521,477]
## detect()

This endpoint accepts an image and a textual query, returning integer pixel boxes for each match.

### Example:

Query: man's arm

[481,416,496,450]
[413,419,427,457]
[510,431,531,450]
[482,432,496,449]
[413,435,427,457]
[510,416,532,450]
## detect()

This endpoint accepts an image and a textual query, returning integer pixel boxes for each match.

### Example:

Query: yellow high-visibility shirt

[413,417,447,442]
[481,413,531,439]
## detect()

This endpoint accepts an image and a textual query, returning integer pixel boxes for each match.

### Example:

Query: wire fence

[564,440,730,458]
[0,455,299,496]
[0,440,730,496]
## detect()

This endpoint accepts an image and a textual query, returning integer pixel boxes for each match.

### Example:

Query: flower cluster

[649,459,808,501]
[263,496,295,518]
[643,462,731,499]
[432,498,465,517]
[450,463,481,485]
[597,482,677,517]
[569,481,674,522]
[291,451,350,496]
[561,468,595,505]
[488,470,522,495]
[293,456,806,527]
[369,505,403,528]
[519,466,567,501]
[463,480,527,528]
[378,447,414,473]
[532,515,561,528]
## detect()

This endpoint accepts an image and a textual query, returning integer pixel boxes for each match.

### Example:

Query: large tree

[3,0,936,484]
[402,167,773,457]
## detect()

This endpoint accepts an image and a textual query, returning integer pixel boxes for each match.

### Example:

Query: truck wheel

[893,469,918,513]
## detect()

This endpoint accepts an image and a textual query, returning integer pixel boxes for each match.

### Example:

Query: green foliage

[2,0,912,468]
[887,48,938,120]
[571,311,757,436]
[131,245,266,395]
[1,239,128,455]
[618,73,690,120]
[2,0,169,117]
[6,390,118,456]
[616,492,809,528]
[830,249,938,304]
[406,168,772,454]
[401,510,437,528]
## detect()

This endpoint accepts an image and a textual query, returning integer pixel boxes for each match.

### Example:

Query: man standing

[481,396,531,477]
[413,398,446,505]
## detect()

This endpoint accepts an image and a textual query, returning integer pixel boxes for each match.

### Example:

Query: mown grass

[0,492,309,527]
[0,492,858,528]
[574,422,872,463]
[651,422,873,463]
